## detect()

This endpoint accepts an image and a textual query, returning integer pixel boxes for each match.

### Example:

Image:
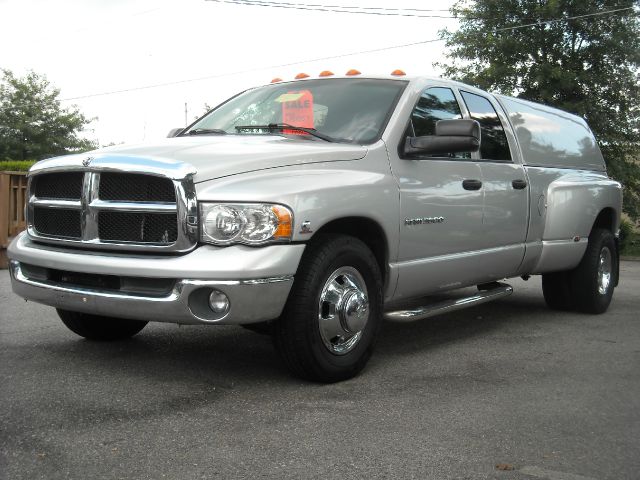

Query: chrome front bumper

[8,233,305,325]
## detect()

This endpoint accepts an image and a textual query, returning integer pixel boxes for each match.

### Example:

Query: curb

[621,256,640,262]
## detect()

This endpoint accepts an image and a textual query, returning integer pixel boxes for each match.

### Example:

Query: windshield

[184,78,407,144]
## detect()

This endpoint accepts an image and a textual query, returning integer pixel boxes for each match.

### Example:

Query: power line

[207,0,637,20]
[59,38,446,101]
[213,0,453,12]
[58,6,637,102]
[493,6,636,32]
[205,0,459,18]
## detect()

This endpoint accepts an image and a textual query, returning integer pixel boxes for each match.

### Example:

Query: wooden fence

[1,171,28,268]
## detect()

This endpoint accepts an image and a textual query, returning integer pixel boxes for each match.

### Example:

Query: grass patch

[0,160,36,172]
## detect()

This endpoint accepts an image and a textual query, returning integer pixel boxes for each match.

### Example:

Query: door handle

[512,179,528,190]
[462,179,482,191]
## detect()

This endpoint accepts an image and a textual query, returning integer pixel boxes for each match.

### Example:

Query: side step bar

[383,282,513,323]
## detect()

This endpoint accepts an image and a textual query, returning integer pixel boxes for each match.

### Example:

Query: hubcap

[318,266,370,355]
[597,246,612,295]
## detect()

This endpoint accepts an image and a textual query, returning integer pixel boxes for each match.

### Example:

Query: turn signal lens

[295,72,310,79]
[272,205,292,240]
[345,69,361,76]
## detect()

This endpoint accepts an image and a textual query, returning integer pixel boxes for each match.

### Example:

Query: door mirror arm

[167,127,185,138]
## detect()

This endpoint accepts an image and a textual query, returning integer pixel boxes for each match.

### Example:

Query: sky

[0,0,460,146]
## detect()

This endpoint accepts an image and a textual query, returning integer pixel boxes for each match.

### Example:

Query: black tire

[569,228,617,314]
[273,234,383,383]
[541,228,617,314]
[240,321,273,335]
[542,271,573,310]
[57,309,148,341]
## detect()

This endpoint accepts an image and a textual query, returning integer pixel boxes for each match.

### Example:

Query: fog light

[208,290,230,315]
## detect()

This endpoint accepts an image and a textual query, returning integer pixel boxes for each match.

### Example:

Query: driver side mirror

[404,119,481,157]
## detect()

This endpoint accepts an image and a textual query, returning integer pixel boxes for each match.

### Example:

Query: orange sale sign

[281,90,314,132]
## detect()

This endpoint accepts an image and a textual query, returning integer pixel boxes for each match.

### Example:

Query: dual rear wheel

[542,228,617,314]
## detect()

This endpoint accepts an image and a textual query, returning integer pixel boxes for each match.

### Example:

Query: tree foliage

[438,0,640,220]
[0,69,96,161]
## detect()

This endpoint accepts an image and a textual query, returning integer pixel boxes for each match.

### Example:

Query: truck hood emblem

[82,156,93,167]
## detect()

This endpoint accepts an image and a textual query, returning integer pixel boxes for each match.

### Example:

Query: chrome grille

[27,165,197,252]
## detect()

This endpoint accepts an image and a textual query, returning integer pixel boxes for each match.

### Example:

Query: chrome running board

[383,282,513,323]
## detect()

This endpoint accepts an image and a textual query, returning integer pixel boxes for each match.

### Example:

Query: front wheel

[273,234,383,383]
[57,309,148,341]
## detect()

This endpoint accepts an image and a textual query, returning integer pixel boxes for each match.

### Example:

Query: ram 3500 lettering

[8,74,622,382]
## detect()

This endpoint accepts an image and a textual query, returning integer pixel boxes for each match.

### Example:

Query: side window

[460,91,512,161]
[409,87,469,159]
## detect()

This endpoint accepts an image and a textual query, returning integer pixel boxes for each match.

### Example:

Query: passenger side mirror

[167,128,184,138]
[404,119,481,157]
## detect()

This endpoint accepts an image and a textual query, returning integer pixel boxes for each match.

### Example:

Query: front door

[389,86,486,300]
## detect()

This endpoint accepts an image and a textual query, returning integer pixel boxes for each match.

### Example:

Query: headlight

[200,203,293,245]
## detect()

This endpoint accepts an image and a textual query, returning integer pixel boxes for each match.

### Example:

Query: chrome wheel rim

[318,266,369,355]
[597,246,612,295]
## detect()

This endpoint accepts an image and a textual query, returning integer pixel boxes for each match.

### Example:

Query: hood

[78,135,368,182]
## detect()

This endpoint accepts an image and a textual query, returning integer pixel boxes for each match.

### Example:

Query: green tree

[0,69,97,160]
[438,0,640,220]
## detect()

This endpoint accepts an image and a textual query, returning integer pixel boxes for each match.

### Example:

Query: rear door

[458,90,529,277]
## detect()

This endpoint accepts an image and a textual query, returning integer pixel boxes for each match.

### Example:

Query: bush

[619,218,640,256]
[0,160,36,172]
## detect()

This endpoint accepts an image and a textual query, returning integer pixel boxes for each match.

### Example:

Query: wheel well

[313,217,388,282]
[592,208,616,234]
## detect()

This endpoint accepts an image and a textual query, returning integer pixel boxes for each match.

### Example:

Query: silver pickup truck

[8,73,622,382]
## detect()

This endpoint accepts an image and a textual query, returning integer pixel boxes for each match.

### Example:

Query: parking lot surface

[1,263,639,480]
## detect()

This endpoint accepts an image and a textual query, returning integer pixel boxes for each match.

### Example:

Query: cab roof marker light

[345,69,361,76]
[295,73,310,79]
[271,77,283,83]
[319,70,334,77]
[391,69,406,76]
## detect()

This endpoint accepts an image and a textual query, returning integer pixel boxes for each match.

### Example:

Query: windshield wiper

[187,128,227,135]
[234,123,335,142]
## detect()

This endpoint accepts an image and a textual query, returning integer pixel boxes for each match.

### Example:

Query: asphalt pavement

[1,263,639,480]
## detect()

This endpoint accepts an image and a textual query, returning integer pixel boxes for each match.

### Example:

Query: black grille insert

[33,172,84,200]
[98,211,178,243]
[33,207,81,238]
[99,173,176,202]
